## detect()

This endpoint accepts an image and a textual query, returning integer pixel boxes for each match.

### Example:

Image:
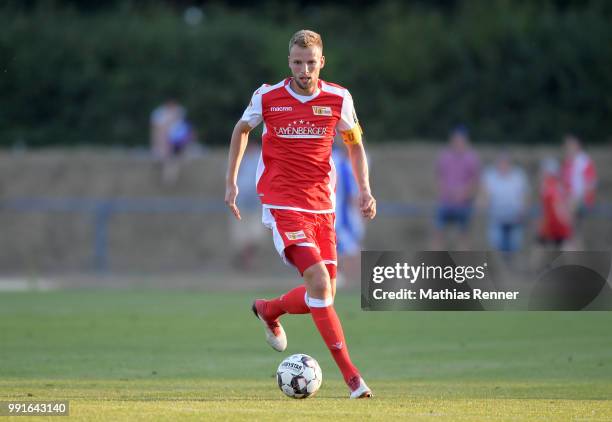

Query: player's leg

[252,249,330,352]
[307,213,371,398]
[254,250,312,328]
[252,210,316,352]
[330,272,337,299]
[256,244,337,318]
[303,262,371,398]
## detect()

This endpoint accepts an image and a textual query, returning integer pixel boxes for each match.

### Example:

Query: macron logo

[270,106,293,112]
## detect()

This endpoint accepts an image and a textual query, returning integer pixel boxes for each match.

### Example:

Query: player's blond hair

[289,30,323,53]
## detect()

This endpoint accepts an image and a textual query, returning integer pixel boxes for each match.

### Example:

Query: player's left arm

[345,141,376,219]
[338,91,376,219]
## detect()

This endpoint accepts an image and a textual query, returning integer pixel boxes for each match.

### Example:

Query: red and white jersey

[241,78,361,213]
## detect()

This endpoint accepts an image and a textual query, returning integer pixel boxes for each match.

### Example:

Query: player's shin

[308,298,360,386]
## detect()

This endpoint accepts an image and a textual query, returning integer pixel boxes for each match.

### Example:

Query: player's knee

[304,264,331,298]
[310,273,331,297]
[312,277,331,297]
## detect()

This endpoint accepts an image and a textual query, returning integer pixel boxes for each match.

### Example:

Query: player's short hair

[289,30,323,53]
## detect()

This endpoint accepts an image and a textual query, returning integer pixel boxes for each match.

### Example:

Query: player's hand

[360,190,376,220]
[225,183,241,220]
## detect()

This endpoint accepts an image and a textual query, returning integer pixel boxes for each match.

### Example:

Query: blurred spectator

[150,99,197,185]
[561,134,597,249]
[230,142,266,271]
[538,158,573,249]
[480,152,529,260]
[432,126,481,250]
[333,146,366,288]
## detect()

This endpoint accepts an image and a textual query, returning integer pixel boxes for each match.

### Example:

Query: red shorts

[262,208,337,276]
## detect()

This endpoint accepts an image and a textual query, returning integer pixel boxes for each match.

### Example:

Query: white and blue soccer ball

[276,354,323,399]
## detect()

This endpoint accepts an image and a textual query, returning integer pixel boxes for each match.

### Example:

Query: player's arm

[338,91,376,219]
[225,120,253,220]
[345,141,376,220]
[225,86,264,220]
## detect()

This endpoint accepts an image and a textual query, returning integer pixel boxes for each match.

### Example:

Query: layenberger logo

[274,120,328,139]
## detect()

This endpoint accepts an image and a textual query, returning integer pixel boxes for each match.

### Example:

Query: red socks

[310,304,360,385]
[263,286,360,386]
[264,285,309,320]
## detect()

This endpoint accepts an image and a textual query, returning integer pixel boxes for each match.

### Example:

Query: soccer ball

[276,354,322,399]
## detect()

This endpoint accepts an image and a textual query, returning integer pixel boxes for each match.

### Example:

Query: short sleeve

[336,91,359,132]
[240,86,264,128]
[336,91,363,145]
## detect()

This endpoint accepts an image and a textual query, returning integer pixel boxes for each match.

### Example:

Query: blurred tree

[1,0,610,147]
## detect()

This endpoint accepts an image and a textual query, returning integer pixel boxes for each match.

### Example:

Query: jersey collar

[284,78,321,103]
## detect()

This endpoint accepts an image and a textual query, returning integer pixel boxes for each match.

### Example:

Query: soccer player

[225,29,376,399]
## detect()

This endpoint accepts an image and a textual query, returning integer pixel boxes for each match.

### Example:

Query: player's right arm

[225,120,253,220]
[225,86,264,220]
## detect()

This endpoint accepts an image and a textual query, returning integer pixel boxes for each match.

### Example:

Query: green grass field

[1,289,611,420]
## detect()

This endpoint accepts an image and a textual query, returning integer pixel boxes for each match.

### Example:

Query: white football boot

[349,377,373,399]
[252,299,287,352]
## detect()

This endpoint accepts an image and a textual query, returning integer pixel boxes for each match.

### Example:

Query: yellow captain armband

[340,123,363,145]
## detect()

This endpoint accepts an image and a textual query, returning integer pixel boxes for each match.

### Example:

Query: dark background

[2,0,611,147]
